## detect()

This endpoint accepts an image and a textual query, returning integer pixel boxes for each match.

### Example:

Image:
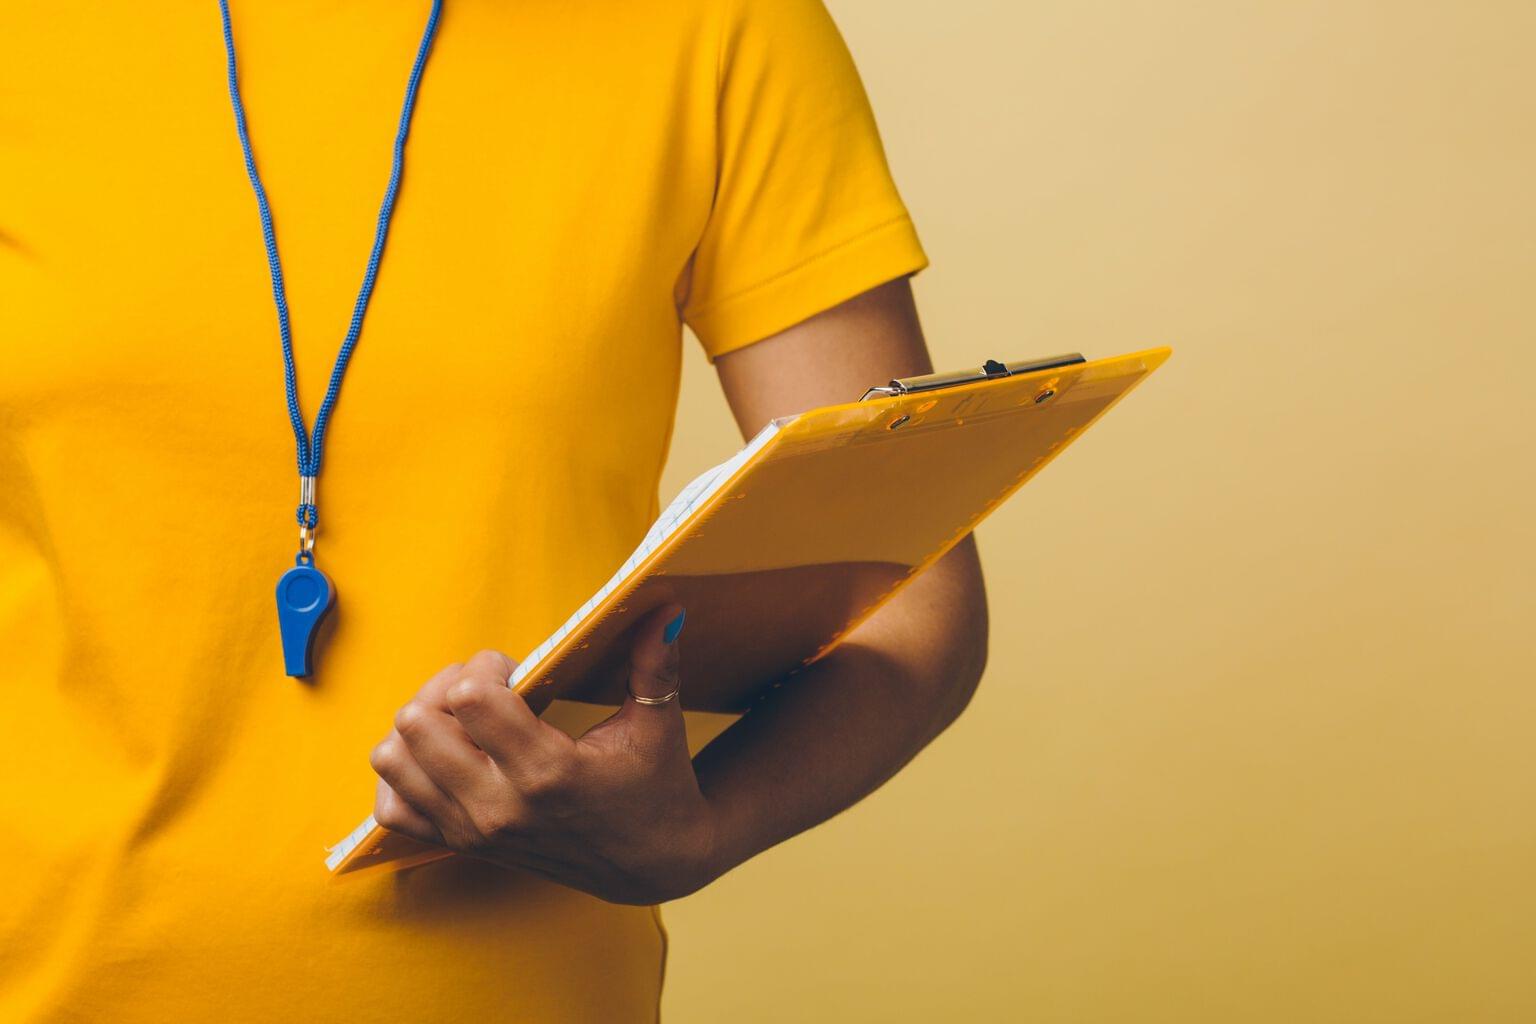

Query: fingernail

[663,609,687,645]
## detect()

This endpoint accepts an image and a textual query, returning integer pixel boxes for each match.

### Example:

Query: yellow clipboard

[326,346,1171,875]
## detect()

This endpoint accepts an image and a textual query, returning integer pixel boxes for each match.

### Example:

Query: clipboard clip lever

[860,353,1086,402]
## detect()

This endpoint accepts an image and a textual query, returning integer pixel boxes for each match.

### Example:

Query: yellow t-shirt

[0,0,925,1020]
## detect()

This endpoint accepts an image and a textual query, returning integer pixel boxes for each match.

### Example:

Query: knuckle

[374,791,409,830]
[630,648,681,692]
[521,759,571,802]
[420,663,465,705]
[465,802,517,841]
[446,677,492,712]
[394,700,429,735]
[368,738,399,774]
[467,649,512,679]
[653,664,681,692]
[444,829,485,855]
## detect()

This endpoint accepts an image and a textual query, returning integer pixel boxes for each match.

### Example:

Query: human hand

[369,605,720,904]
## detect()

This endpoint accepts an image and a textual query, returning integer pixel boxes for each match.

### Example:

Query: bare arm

[696,277,990,871]
[369,278,990,903]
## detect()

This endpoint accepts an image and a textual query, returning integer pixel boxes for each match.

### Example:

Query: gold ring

[628,683,679,707]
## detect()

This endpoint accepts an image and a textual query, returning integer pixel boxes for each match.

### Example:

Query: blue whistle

[276,562,335,678]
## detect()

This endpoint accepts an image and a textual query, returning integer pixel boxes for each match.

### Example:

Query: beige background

[658,1,1536,1021]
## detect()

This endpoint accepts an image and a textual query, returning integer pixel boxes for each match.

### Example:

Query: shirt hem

[686,214,929,362]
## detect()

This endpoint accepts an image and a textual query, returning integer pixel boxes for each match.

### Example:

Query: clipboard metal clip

[860,353,1086,402]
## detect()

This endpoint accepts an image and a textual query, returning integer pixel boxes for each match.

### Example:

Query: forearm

[372,281,984,903]
[693,536,989,877]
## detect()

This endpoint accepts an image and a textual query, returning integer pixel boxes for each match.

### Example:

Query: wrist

[686,794,756,892]
[632,795,739,904]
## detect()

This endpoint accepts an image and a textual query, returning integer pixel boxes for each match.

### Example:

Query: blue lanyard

[218,0,443,563]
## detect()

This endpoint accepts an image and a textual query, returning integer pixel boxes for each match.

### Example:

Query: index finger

[415,650,520,710]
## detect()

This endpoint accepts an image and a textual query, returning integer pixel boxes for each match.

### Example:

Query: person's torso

[0,2,730,1018]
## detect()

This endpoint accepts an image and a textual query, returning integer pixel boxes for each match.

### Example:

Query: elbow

[931,580,989,736]
[951,599,990,720]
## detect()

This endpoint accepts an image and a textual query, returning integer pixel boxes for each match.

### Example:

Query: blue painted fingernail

[663,609,687,645]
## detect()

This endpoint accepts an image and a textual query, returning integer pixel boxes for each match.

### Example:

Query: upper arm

[678,1,985,708]
[679,0,930,429]
[713,276,932,438]
[716,277,988,708]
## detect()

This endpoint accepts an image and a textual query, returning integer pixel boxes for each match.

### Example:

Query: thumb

[612,604,687,749]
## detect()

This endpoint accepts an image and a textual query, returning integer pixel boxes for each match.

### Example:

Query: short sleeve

[679,0,928,361]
